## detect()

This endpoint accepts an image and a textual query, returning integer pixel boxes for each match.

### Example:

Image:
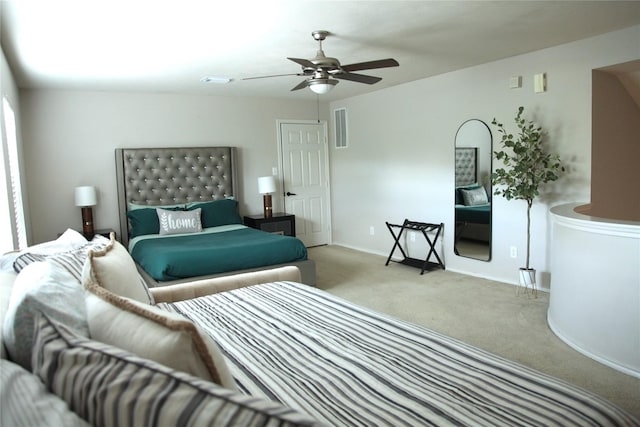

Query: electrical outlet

[510,246,518,258]
[369,226,375,236]
[410,232,416,242]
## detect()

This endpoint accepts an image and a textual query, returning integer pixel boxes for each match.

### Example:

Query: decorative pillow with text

[156,208,202,235]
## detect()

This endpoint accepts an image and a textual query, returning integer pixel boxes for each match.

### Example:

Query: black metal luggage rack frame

[385,219,445,275]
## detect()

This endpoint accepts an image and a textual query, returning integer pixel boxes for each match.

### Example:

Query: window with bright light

[1,97,27,252]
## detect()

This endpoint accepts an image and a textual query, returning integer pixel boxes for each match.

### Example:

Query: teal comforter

[130,226,307,281]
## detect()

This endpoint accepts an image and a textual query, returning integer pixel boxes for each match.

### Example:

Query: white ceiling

[1,1,639,101]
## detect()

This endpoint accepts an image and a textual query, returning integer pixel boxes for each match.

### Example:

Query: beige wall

[329,25,640,286]
[588,67,640,221]
[18,90,326,243]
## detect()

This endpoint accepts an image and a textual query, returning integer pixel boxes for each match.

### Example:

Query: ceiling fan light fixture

[308,78,338,94]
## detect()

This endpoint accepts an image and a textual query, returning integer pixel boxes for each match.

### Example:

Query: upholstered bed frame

[115,147,315,286]
[455,147,477,187]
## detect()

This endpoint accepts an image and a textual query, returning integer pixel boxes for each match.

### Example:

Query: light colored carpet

[308,244,640,418]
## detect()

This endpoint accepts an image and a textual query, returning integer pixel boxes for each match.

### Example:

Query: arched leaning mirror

[454,119,492,261]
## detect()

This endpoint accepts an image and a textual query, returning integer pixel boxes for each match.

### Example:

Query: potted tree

[492,106,564,295]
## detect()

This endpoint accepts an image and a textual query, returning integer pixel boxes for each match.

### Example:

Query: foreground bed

[160,280,637,426]
[1,230,636,426]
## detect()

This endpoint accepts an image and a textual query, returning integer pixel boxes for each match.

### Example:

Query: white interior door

[278,121,330,247]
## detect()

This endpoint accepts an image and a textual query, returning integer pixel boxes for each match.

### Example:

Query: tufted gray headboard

[455,147,477,187]
[115,147,238,246]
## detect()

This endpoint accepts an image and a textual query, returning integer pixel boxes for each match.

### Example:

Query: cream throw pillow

[81,233,153,304]
[84,282,236,390]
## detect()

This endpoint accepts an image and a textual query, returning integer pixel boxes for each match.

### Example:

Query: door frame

[276,119,332,246]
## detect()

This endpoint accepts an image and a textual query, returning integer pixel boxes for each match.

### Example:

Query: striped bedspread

[159,282,637,426]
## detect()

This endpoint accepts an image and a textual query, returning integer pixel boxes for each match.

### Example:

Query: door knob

[286,192,297,196]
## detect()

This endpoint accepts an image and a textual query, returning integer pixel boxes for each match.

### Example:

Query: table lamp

[257,176,276,218]
[75,186,97,236]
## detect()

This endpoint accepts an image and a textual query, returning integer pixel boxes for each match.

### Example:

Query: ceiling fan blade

[335,72,382,85]
[341,58,399,72]
[290,80,309,91]
[288,57,316,68]
[242,73,303,81]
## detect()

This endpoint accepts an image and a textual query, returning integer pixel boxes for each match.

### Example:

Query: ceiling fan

[243,30,399,94]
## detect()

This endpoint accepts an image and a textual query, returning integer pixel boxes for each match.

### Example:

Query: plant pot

[518,267,537,297]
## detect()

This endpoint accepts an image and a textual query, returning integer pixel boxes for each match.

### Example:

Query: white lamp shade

[257,176,276,194]
[309,79,338,94]
[75,186,97,207]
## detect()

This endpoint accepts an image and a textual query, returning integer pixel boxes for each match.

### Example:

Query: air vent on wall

[334,108,348,148]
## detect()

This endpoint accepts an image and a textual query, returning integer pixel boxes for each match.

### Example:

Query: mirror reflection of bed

[454,119,492,261]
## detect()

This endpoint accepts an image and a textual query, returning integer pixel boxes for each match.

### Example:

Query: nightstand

[73,229,116,241]
[88,228,117,241]
[244,213,296,237]
[59,228,117,241]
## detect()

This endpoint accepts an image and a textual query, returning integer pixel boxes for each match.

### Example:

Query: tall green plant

[491,106,564,270]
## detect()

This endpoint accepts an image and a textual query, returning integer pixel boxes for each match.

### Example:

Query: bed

[115,147,315,285]
[159,279,638,426]
[454,148,491,249]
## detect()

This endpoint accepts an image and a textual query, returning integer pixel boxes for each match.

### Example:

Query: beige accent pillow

[84,282,236,390]
[81,233,153,304]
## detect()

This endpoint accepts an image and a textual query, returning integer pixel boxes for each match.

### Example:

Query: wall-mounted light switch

[509,76,522,89]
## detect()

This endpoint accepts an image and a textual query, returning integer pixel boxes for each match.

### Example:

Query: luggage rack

[385,219,445,275]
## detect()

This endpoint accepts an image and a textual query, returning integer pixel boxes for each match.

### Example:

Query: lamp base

[81,207,95,236]
[263,194,273,218]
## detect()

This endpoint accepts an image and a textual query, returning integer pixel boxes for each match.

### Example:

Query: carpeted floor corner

[308,244,640,418]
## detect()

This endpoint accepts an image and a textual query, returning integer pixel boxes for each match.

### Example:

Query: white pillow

[30,229,89,253]
[84,282,236,390]
[81,234,153,304]
[0,272,16,359]
[2,261,89,369]
[13,237,109,282]
[1,229,89,274]
[157,208,202,235]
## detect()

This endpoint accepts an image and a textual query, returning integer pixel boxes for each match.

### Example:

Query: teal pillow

[186,199,242,228]
[127,207,184,238]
